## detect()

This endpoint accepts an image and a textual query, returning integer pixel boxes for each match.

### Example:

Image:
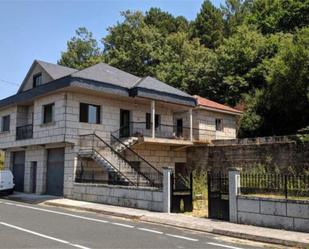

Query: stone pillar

[151,100,155,139]
[228,167,240,223]
[162,167,172,213]
[189,108,193,141]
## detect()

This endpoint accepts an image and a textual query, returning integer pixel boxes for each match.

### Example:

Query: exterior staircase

[113,137,139,153]
[78,133,162,188]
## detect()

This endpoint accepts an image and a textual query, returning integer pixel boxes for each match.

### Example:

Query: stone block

[237,198,260,213]
[294,218,309,233]
[260,200,286,216]
[238,212,294,230]
[287,202,309,219]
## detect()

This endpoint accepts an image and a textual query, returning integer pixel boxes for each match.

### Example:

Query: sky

[0,0,223,99]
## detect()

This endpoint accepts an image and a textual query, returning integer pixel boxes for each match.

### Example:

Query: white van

[0,170,14,195]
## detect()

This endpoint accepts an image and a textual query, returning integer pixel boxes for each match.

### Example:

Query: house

[0,60,241,202]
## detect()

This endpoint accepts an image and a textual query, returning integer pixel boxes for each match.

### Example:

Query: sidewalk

[43,198,309,248]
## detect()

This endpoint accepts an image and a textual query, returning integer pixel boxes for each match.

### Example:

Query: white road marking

[166,234,199,241]
[207,242,244,249]
[111,222,134,228]
[6,202,109,224]
[137,228,163,234]
[0,222,91,249]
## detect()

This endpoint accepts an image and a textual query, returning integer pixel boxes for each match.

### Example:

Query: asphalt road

[0,199,282,249]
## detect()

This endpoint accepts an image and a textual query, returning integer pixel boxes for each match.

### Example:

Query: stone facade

[187,139,309,173]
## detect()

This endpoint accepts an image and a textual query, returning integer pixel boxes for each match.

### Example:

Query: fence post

[228,167,241,223]
[284,175,288,199]
[163,167,173,213]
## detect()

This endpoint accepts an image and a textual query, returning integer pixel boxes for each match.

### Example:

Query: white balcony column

[189,108,193,141]
[151,100,155,138]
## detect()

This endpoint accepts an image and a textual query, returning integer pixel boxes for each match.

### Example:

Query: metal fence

[240,173,309,199]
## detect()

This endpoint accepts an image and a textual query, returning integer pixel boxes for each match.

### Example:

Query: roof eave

[130,87,196,107]
[197,105,243,116]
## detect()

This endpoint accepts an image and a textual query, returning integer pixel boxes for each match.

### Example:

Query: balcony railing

[111,122,216,142]
[16,124,33,140]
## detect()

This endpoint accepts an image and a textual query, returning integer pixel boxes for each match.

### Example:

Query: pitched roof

[17,60,77,93]
[36,60,78,79]
[133,76,192,98]
[71,63,140,89]
[194,95,243,115]
[11,60,196,108]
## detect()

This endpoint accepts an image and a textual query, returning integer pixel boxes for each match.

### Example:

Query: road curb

[43,201,143,220]
[43,201,308,248]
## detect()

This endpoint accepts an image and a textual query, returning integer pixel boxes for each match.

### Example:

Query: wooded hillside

[58,0,309,137]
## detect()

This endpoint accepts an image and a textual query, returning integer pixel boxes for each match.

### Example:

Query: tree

[191,0,225,49]
[103,11,164,77]
[208,26,284,106]
[246,0,309,34]
[239,27,309,136]
[221,0,250,36]
[144,7,189,35]
[58,27,102,69]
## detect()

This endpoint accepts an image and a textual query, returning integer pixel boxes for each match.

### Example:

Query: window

[1,115,10,132]
[146,113,160,129]
[215,118,223,131]
[79,103,101,124]
[33,73,42,88]
[43,103,54,124]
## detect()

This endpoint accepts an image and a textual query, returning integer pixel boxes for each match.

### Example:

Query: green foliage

[58,27,102,70]
[190,0,225,48]
[246,0,309,34]
[59,0,309,137]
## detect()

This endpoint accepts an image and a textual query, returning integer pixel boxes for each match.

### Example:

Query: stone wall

[71,183,164,212]
[236,196,309,232]
[187,140,309,173]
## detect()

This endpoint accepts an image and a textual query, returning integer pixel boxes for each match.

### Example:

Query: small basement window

[43,103,54,124]
[146,113,160,129]
[1,115,10,132]
[33,73,42,88]
[215,118,223,131]
[79,103,101,124]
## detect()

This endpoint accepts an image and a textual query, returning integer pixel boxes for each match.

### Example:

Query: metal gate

[208,172,229,221]
[46,148,64,196]
[171,173,193,213]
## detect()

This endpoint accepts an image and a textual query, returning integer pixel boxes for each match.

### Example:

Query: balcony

[16,124,33,140]
[111,122,215,145]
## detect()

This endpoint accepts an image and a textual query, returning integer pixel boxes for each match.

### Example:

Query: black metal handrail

[79,147,136,186]
[240,173,309,199]
[80,133,163,188]
[111,133,163,187]
[16,124,33,140]
[111,121,216,141]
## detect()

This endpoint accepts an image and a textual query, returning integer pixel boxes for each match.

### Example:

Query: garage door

[13,151,25,192]
[46,148,64,196]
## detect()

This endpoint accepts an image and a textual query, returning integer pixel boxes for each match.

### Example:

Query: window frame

[146,113,160,129]
[215,118,224,131]
[1,115,10,132]
[33,73,42,88]
[79,103,101,124]
[42,103,55,124]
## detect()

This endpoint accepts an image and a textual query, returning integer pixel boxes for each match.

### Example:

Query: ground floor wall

[3,143,77,197]
[72,183,164,212]
[236,196,309,233]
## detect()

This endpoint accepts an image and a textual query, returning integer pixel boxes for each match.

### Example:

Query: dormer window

[33,73,42,88]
